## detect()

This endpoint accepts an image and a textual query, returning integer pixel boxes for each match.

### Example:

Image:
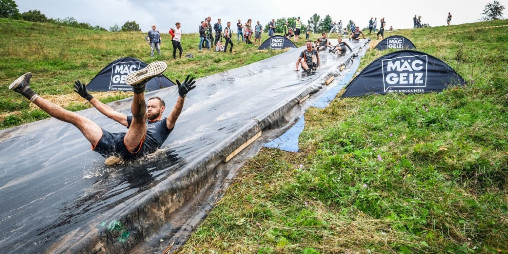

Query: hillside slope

[180,20,508,253]
[0,18,283,128]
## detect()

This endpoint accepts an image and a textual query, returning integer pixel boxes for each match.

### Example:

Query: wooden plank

[299,94,310,104]
[224,131,262,162]
[325,76,335,85]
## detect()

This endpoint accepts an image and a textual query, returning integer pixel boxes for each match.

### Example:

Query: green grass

[180,20,508,253]
[1,17,507,253]
[1,18,309,128]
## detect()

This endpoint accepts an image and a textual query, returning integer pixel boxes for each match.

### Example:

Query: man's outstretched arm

[74,81,128,127]
[167,75,196,129]
[167,96,184,129]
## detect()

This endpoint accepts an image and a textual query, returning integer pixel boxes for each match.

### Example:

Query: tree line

[0,0,141,32]
[263,14,339,34]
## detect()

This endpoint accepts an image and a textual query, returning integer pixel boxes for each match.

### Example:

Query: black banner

[375,35,416,50]
[342,50,465,97]
[87,57,175,92]
[258,35,296,50]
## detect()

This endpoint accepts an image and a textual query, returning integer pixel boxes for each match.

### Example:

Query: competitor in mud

[350,26,365,40]
[296,41,320,73]
[8,61,196,161]
[330,36,352,56]
[315,33,331,51]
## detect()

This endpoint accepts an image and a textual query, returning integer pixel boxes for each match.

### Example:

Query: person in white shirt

[172,22,183,59]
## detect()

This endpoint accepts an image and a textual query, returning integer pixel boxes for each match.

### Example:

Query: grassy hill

[0,18,287,128]
[180,20,508,253]
[1,17,507,253]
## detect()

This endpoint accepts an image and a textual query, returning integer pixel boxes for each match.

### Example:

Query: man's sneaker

[9,72,32,93]
[9,72,38,101]
[126,61,167,87]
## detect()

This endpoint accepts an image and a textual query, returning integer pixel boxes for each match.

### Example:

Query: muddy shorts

[93,129,148,160]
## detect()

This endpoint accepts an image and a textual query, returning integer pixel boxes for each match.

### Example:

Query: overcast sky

[16,0,507,33]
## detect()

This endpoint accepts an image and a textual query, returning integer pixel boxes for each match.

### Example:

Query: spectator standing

[413,15,418,28]
[283,21,289,38]
[368,17,374,34]
[171,22,183,59]
[214,18,222,45]
[147,25,161,57]
[207,17,214,47]
[294,17,302,42]
[269,19,276,36]
[237,19,243,43]
[244,19,253,44]
[417,16,422,28]
[254,21,263,46]
[373,18,377,33]
[199,21,210,50]
[377,17,386,40]
[224,21,233,53]
[306,25,311,40]
[447,12,452,26]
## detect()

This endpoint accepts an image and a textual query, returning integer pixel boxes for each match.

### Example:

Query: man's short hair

[148,97,165,107]
[176,22,180,26]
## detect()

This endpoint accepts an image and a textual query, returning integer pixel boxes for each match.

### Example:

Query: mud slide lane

[0,39,369,253]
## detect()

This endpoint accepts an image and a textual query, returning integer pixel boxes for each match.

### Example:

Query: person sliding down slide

[296,41,320,74]
[350,27,365,40]
[315,33,331,51]
[330,36,352,56]
[9,62,196,163]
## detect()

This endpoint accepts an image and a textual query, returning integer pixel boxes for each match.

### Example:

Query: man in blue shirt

[214,18,223,46]
[237,19,243,43]
[147,25,162,57]
[9,62,196,162]
[254,21,263,46]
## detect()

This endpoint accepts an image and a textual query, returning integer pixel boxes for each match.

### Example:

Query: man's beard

[147,111,160,121]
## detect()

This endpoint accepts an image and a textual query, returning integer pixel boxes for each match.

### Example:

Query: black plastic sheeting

[258,35,297,50]
[87,57,175,92]
[0,39,369,253]
[342,50,465,97]
[374,35,416,50]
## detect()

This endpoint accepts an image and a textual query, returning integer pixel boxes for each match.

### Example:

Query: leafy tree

[121,20,140,32]
[308,13,320,33]
[109,24,120,32]
[20,10,48,22]
[0,0,19,18]
[482,1,505,20]
[93,25,106,31]
[287,17,296,29]
[274,18,286,33]
[321,14,332,33]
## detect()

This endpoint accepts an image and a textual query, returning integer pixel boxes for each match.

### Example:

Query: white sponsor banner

[386,37,404,49]
[109,61,142,91]
[382,55,428,92]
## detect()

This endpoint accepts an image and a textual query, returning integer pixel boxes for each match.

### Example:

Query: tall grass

[180,20,508,253]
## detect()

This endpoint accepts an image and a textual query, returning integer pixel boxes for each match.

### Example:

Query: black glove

[177,75,196,98]
[74,80,93,101]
